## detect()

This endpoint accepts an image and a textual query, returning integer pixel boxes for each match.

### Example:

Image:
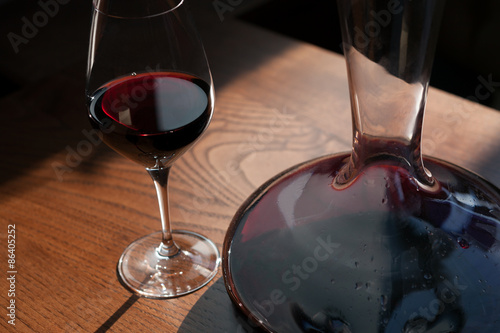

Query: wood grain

[1,15,500,333]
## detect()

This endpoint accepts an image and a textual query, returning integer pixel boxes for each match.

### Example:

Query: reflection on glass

[223,0,500,331]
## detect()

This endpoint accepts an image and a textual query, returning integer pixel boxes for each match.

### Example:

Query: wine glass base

[118,230,220,298]
[222,153,500,332]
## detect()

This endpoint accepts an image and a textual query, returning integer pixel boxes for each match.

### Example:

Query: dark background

[240,0,500,110]
[0,0,499,110]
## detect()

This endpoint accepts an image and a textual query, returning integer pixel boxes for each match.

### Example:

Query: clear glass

[86,0,220,298]
[222,0,500,331]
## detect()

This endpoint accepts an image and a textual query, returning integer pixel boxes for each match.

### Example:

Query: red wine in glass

[88,72,213,169]
[86,0,219,298]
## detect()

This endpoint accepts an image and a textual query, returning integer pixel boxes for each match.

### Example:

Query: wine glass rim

[93,0,184,19]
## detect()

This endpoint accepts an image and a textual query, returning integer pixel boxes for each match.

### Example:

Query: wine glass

[223,0,500,331]
[86,0,219,298]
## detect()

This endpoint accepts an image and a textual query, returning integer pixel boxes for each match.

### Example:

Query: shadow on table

[91,276,265,333]
[0,0,302,189]
[94,294,140,333]
[178,277,267,333]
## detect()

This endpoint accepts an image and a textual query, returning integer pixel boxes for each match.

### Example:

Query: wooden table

[1,7,500,333]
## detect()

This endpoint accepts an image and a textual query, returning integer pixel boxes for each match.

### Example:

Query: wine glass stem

[147,167,180,258]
